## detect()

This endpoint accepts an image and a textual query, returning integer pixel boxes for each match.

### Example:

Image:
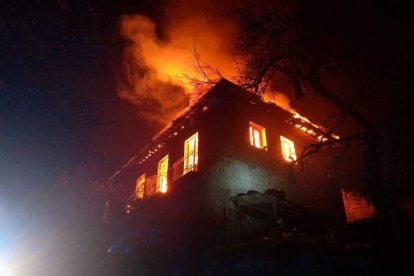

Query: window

[135,174,145,199]
[280,136,297,162]
[249,121,267,149]
[157,155,169,193]
[184,132,199,174]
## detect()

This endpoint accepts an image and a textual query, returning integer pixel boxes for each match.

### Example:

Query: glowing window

[280,136,297,162]
[249,121,267,149]
[157,155,169,193]
[184,132,199,174]
[135,174,145,199]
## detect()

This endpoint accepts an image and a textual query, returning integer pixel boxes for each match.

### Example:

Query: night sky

[1,1,162,273]
[0,0,412,274]
[1,1,162,196]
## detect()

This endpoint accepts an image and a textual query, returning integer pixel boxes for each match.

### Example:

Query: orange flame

[264,91,340,140]
[117,14,238,126]
[117,8,340,142]
[264,92,291,111]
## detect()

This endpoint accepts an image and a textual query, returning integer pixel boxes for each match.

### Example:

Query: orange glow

[184,132,199,174]
[263,92,340,141]
[291,110,321,129]
[157,155,169,193]
[341,188,376,223]
[135,174,145,199]
[264,91,291,111]
[331,134,340,140]
[290,110,340,140]
[119,12,340,143]
[118,14,238,126]
[280,136,297,162]
[249,121,267,150]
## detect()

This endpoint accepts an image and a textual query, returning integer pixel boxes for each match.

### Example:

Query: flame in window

[157,155,169,193]
[135,174,145,199]
[280,136,297,162]
[184,132,199,174]
[249,121,267,149]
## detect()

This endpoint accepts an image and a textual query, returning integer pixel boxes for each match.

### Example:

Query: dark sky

[0,1,163,191]
[1,1,165,268]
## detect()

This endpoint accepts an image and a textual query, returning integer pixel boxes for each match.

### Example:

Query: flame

[280,136,297,162]
[289,109,340,141]
[264,91,291,111]
[264,91,340,141]
[157,155,169,193]
[263,92,316,128]
[117,13,238,126]
[116,5,340,142]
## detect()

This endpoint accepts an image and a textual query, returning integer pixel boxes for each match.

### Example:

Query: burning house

[105,79,375,245]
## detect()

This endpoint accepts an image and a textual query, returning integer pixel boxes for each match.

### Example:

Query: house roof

[107,79,263,183]
[107,78,333,183]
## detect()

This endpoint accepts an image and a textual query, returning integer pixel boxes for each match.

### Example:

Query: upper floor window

[184,132,199,174]
[249,121,267,150]
[280,136,297,162]
[135,174,145,199]
[157,155,169,193]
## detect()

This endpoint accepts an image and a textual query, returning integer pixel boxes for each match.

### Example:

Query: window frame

[249,121,267,150]
[157,155,169,193]
[280,136,297,162]
[184,132,199,175]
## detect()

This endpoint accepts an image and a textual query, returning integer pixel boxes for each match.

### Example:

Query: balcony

[172,154,198,182]
[140,153,199,198]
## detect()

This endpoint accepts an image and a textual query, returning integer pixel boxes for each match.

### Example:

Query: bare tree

[230,0,392,216]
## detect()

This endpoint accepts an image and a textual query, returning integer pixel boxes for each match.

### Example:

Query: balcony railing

[172,154,198,182]
[139,154,199,199]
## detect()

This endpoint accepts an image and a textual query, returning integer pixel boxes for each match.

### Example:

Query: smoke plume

[117,4,238,126]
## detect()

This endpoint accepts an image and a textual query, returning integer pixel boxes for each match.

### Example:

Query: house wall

[112,81,356,227]
[196,85,345,220]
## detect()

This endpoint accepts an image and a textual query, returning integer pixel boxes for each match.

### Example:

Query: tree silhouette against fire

[229,0,411,220]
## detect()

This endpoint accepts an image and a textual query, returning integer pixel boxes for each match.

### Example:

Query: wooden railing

[172,154,198,182]
[140,154,199,198]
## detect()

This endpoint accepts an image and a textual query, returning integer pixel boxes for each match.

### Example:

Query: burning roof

[107,79,340,184]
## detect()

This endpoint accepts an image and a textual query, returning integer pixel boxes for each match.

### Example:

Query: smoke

[117,3,238,126]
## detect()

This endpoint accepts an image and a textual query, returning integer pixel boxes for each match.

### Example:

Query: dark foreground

[99,240,396,275]
[97,218,413,275]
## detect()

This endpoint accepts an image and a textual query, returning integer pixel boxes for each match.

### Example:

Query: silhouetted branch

[296,133,364,173]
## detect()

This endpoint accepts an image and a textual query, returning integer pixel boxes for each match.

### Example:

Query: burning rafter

[286,110,340,142]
